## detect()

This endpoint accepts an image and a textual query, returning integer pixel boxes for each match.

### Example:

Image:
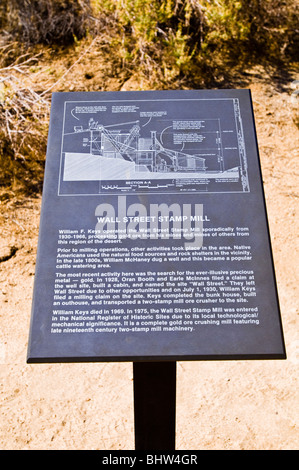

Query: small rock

[0,245,18,262]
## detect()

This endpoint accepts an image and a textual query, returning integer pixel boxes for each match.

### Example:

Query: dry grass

[0,53,50,193]
[2,0,91,45]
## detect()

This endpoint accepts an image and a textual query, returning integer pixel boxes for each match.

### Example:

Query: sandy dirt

[0,71,298,450]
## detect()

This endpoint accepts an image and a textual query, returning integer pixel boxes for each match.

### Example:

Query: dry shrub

[6,0,91,45]
[0,59,50,193]
[0,0,92,193]
[245,0,299,59]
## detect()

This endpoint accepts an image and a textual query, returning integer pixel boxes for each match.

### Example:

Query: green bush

[92,0,299,83]
[202,0,299,60]
[92,0,205,83]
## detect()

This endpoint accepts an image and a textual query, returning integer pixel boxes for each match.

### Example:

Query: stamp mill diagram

[58,97,250,195]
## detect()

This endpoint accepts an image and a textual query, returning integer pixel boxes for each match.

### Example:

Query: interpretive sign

[27,89,286,362]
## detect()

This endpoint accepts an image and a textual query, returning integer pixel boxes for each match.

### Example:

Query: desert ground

[0,67,298,450]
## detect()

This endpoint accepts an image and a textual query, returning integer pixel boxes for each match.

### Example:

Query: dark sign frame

[27,89,286,363]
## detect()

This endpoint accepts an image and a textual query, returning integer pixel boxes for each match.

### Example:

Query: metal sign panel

[27,90,286,362]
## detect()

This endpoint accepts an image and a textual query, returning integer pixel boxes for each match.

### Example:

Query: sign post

[27,89,286,449]
[133,361,176,450]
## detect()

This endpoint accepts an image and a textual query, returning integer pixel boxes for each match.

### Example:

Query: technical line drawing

[58,98,250,196]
